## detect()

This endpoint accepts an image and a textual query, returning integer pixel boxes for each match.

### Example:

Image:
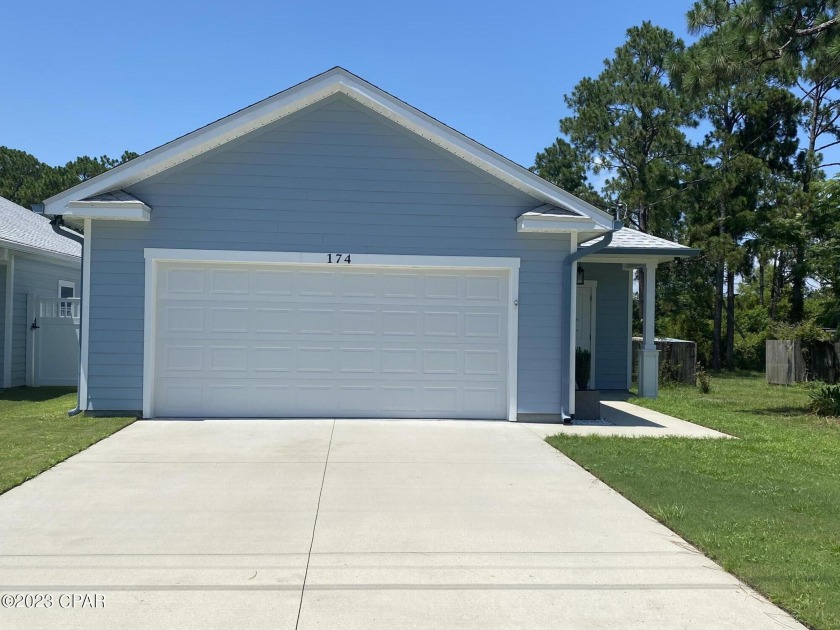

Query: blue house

[40,68,697,420]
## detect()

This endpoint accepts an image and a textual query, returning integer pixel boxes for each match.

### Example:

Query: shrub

[575,347,592,390]
[808,384,840,417]
[734,330,768,371]
[770,320,831,344]
[696,363,712,394]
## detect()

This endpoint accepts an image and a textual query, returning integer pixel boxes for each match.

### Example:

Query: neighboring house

[40,67,698,420]
[1,196,82,388]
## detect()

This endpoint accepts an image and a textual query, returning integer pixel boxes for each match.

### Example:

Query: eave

[62,200,151,222]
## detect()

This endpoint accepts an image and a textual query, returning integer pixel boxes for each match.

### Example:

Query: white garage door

[150,260,512,419]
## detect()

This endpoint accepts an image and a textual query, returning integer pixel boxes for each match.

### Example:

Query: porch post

[567,242,578,417]
[638,260,659,398]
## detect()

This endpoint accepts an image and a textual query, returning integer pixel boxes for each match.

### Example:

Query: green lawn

[547,373,840,630]
[0,387,134,495]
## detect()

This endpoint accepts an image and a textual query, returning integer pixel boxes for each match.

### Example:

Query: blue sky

[2,0,693,171]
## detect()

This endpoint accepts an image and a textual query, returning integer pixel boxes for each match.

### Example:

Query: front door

[576,284,595,387]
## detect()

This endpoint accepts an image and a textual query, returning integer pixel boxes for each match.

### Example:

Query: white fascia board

[62,201,151,221]
[516,214,605,233]
[585,254,676,264]
[0,240,81,266]
[41,68,613,228]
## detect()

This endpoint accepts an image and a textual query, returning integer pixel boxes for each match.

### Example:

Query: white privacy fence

[26,296,81,387]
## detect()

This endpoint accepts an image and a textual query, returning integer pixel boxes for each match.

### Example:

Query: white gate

[26,296,81,387]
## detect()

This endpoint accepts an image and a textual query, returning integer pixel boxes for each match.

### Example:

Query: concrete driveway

[0,420,803,629]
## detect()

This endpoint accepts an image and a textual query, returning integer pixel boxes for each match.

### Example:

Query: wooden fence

[633,338,697,385]
[766,340,840,385]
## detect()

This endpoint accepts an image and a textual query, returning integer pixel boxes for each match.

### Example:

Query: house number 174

[327,254,351,264]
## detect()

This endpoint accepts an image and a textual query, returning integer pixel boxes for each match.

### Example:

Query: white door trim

[142,249,520,421]
[79,219,91,410]
[576,280,597,389]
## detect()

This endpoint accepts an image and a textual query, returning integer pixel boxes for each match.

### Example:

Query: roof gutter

[559,220,624,422]
[47,214,85,417]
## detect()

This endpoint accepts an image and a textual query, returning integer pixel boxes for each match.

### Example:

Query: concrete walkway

[525,401,734,439]
[0,420,800,629]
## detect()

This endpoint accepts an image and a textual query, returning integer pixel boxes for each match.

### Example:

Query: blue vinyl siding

[87,95,580,413]
[584,263,631,390]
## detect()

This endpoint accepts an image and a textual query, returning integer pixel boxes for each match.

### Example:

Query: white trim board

[0,241,80,266]
[142,249,520,421]
[2,255,13,388]
[43,68,613,228]
[143,249,520,269]
[627,268,634,390]
[63,201,151,221]
[79,220,91,410]
[576,280,597,390]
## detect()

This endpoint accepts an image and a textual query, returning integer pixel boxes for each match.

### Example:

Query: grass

[547,373,840,630]
[0,387,135,495]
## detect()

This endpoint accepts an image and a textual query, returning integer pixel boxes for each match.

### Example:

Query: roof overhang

[0,241,81,266]
[516,213,610,235]
[584,249,701,265]
[62,199,151,222]
[41,67,614,230]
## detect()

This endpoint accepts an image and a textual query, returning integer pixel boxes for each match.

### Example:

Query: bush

[770,320,831,343]
[809,384,840,417]
[734,330,768,371]
[696,363,712,394]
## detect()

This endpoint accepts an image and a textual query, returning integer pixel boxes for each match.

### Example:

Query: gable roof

[0,196,81,261]
[41,67,613,229]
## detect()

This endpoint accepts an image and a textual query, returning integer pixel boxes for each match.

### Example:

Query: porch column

[638,260,659,398]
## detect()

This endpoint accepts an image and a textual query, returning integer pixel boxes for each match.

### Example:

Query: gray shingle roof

[582,228,699,255]
[0,196,81,258]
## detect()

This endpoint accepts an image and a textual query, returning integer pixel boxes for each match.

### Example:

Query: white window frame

[142,249,520,421]
[58,280,78,318]
[58,280,76,298]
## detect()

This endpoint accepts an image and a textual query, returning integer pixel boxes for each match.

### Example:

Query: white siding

[10,256,81,387]
[0,263,5,386]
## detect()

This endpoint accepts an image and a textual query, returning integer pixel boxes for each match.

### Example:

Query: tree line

[0,148,138,211]
[532,0,840,371]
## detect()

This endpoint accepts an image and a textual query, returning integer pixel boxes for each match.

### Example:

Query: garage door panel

[297,271,336,296]
[153,262,511,419]
[466,275,504,300]
[424,274,460,299]
[253,308,294,334]
[253,346,293,372]
[465,312,503,338]
[209,269,250,294]
[163,267,206,294]
[340,272,380,297]
[163,306,205,333]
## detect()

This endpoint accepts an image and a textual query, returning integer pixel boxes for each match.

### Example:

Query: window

[58,281,76,317]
